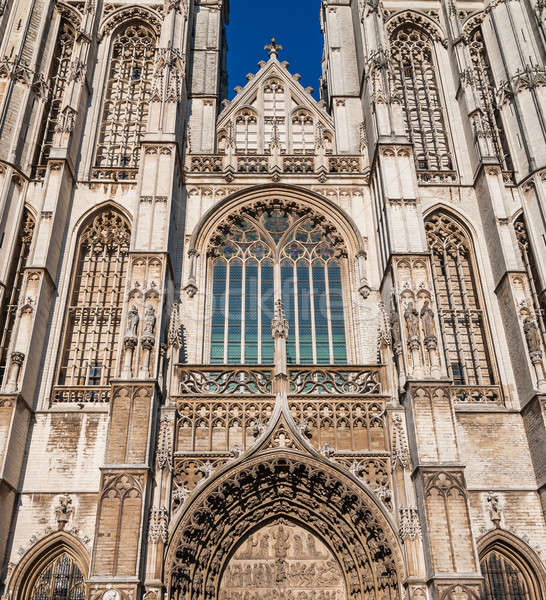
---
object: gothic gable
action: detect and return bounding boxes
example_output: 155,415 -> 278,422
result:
217,42 -> 335,155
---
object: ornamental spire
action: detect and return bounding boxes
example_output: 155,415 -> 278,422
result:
265,38 -> 283,59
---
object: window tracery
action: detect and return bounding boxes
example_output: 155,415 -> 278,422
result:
390,25 -> 452,171
480,550 -> 533,600
235,108 -> 258,153
291,109 -> 314,153
425,212 -> 495,384
58,210 -> 130,387
95,22 -> 156,171
33,18 -> 76,177
27,553 -> 84,600
208,201 -> 349,365
514,215 -> 545,335
0,210 -> 35,383
467,27 -> 512,171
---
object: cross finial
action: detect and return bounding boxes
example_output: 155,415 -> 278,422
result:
265,38 -> 283,59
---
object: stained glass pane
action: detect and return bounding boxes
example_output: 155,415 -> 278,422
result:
281,262 -> 297,364
29,553 -> 84,600
211,261 -> 227,364
313,263 -> 330,364
227,262 -> 243,363
245,262 -> 259,363
261,261 -> 274,363
329,262 -> 347,364
297,263 -> 313,364
481,551 -> 530,600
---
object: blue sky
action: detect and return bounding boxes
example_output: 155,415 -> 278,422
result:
226,1 -> 323,99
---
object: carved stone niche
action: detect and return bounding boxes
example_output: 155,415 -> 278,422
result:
218,522 -> 346,600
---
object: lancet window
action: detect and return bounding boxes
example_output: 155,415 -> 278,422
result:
27,553 -> 85,600
235,109 -> 258,153
33,18 -> 76,177
208,201 -> 349,365
95,22 -> 156,171
480,549 -> 537,600
58,210 -> 130,387
0,210 -> 35,383
468,27 -> 512,170
514,215 -> 546,334
292,109 -> 314,153
425,212 -> 495,384
390,25 -> 452,171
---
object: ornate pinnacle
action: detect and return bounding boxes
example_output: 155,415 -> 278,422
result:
265,38 -> 283,59
271,299 -> 289,339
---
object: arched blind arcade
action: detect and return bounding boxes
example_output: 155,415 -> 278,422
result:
58,210 -> 130,386
425,212 -> 495,385
208,202 -> 349,365
95,23 -> 156,170
390,25 -> 452,171
28,553 -> 84,600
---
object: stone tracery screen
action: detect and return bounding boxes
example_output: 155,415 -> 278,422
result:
390,25 -> 452,171
208,202 -> 349,365
425,212 -> 495,385
95,22 -> 156,170
219,523 -> 346,600
58,210 -> 130,387
33,18 -> 76,177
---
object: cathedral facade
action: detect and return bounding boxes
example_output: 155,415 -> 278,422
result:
0,0 -> 545,599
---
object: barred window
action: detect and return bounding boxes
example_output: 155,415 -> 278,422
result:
33,18 -> 76,177
481,551 -> 532,600
425,212 -> 495,384
390,25 -> 452,171
468,27 -> 512,171
0,210 -> 35,382
58,210 -> 130,386
514,215 -> 546,334
208,202 -> 349,365
95,23 -> 156,170
28,553 -> 84,600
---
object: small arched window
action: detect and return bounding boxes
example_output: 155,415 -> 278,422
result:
292,109 -> 314,153
95,22 -> 156,171
27,553 -> 84,600
208,201 -> 349,365
0,209 -> 35,383
425,211 -> 495,384
390,24 -> 451,171
235,109 -> 258,153
33,18 -> 76,177
263,79 -> 286,150
468,27 -> 512,171
58,209 -> 130,387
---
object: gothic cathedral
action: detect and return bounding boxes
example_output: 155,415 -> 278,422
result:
0,0 -> 545,599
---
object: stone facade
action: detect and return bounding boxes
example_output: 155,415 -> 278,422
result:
0,1 -> 545,600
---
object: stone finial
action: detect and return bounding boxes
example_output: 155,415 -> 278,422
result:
265,38 -> 283,59
271,299 -> 289,339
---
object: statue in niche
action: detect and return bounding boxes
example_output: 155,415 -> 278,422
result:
259,533 -> 270,558
420,300 -> 437,340
143,305 -> 156,337
404,301 -> 420,340
126,305 -> 139,338
293,533 -> 304,556
306,532 -> 318,557
523,317 -> 542,357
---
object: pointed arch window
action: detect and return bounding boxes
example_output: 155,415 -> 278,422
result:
291,109 -> 314,153
58,210 -> 130,387
425,212 -> 495,384
0,210 -> 35,383
33,18 -> 76,177
208,202 -> 349,365
514,215 -> 546,334
95,22 -> 156,171
27,553 -> 84,600
468,27 -> 512,171
390,25 -> 452,171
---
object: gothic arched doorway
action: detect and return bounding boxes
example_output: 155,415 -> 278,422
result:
219,520 -> 346,600
165,451 -> 405,600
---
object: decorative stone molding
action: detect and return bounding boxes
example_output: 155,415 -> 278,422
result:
148,508 -> 169,543
399,506 -> 422,540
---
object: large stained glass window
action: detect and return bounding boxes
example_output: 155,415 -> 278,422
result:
28,553 -> 85,600
208,201 -> 349,365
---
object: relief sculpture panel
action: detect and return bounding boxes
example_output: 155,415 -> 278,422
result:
219,523 -> 346,600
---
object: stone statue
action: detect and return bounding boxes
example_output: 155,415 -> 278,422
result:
404,301 -> 420,340
126,305 -> 139,338
390,311 -> 402,353
420,300 -> 437,339
523,317 -> 542,357
143,305 -> 156,337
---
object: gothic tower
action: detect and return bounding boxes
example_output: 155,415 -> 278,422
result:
0,1 -> 545,600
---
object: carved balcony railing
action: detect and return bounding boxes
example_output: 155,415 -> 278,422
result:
416,169 -> 458,184
451,385 -> 504,406
177,366 -> 274,395
283,156 -> 314,173
288,366 -> 386,395
90,167 -> 138,181
52,385 -> 111,404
